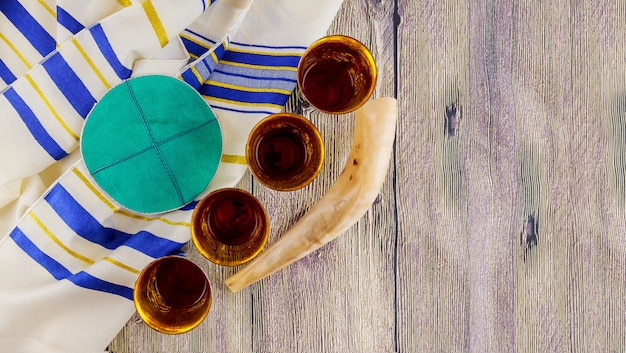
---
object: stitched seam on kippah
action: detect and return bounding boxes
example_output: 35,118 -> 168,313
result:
126,81 -> 185,205
160,118 -> 218,143
90,145 -> 153,175
88,118 -> 218,175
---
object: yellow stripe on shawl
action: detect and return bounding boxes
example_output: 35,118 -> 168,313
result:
220,60 -> 297,72
0,32 -> 32,69
103,256 -> 140,274
221,154 -> 247,165
29,212 -> 95,265
71,168 -> 191,227
36,0 -> 56,18
25,74 -> 80,141
30,211 -> 141,274
204,95 -> 284,110
71,38 -> 112,89
141,0 -> 168,48
206,80 -> 292,95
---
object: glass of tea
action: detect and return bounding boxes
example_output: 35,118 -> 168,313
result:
246,113 -> 324,191
191,188 -> 269,266
134,256 -> 212,334
297,34 -> 377,114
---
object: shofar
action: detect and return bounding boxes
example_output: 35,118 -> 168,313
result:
226,97 -> 398,292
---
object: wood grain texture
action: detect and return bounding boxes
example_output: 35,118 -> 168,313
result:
396,0 -> 626,352
109,0 -> 626,352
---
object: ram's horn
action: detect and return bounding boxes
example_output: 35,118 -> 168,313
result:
225,97 -> 397,292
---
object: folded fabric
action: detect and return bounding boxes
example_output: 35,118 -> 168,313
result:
0,0 -> 343,352
0,0 -> 207,232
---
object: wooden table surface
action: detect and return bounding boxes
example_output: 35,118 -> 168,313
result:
108,0 -> 626,352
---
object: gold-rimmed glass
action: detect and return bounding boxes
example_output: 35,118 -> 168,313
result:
246,113 -> 324,191
133,256 -> 212,334
297,34 -> 377,114
191,188 -> 269,266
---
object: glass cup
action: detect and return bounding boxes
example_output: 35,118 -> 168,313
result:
134,256 -> 212,334
246,113 -> 324,191
191,188 -> 269,266
297,34 -> 377,114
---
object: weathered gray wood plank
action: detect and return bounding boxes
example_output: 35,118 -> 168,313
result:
395,1 -> 473,351
396,0 -> 626,352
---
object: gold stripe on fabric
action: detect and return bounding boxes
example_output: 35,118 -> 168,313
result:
0,33 -> 32,69
191,66 -> 203,84
141,0 -> 168,48
25,74 -> 80,141
71,168 -> 191,227
71,167 -> 117,211
221,154 -> 247,165
117,0 -> 132,7
71,38 -> 111,89
210,51 -> 219,64
207,80 -> 292,95
30,212 -> 139,275
103,256 -> 140,274
204,95 -> 284,111
179,33 -> 211,50
219,60 -> 297,72
36,0 -> 56,18
29,212 -> 95,265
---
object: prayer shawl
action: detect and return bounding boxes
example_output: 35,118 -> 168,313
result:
0,1 -> 343,352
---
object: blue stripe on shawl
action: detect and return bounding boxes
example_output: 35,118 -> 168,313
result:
10,227 -> 71,280
210,70 -> 296,91
221,50 -> 301,68
89,24 -> 132,79
180,69 -> 201,90
180,36 -> 211,58
183,29 -> 216,46
70,271 -> 134,300
10,228 -> 133,300
200,84 -> 290,107
179,200 -> 198,211
44,184 -> 185,258
179,42 -> 224,90
4,87 -> 68,160
210,104 -> 275,116
0,0 -> 55,56
0,59 -> 17,85
214,68 -> 296,83
42,54 -> 96,117
57,7 -> 85,34
230,41 -> 307,51
212,42 -> 226,61
196,59 -> 214,81
213,65 -> 297,83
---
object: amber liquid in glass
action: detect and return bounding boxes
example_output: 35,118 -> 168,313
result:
298,35 -> 377,114
134,256 -> 211,334
247,113 -> 324,191
191,188 -> 269,266
300,58 -> 356,113
153,258 -> 207,308
254,127 -> 308,181
206,192 -> 260,245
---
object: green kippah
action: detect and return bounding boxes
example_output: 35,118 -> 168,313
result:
81,75 -> 222,214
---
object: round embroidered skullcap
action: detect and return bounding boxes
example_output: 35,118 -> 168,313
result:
81,75 -> 222,214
